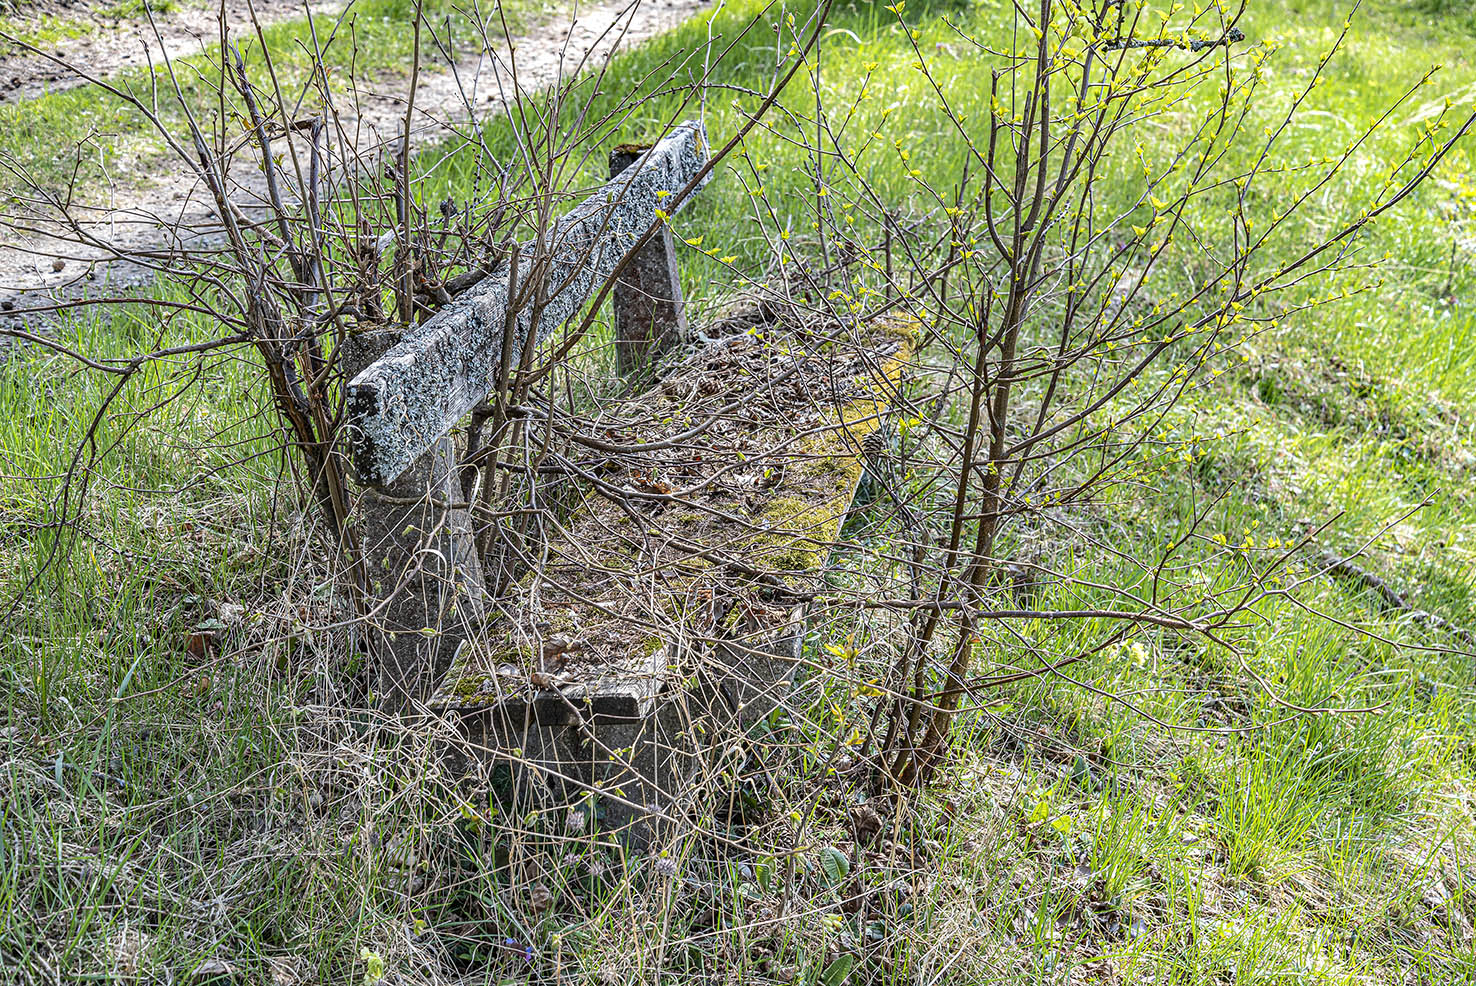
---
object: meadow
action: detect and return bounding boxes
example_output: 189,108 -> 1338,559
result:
2,0 -> 1476,982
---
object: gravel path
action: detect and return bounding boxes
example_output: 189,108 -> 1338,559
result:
0,0 -> 346,106
0,0 -> 710,320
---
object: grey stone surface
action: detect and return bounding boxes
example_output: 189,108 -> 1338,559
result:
715,613 -> 807,728
609,145 -> 689,376
347,120 -> 711,485
452,669 -> 729,848
457,709 -> 588,808
342,328 -> 487,712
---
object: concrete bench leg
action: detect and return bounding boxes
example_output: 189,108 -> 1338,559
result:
343,328 -> 487,712
579,685 -> 725,847
446,692 -> 714,848
610,145 -> 688,378
456,711 -> 588,810
717,613 -> 807,729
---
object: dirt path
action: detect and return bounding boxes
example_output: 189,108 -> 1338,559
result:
0,0 -> 345,106
0,0 -> 710,319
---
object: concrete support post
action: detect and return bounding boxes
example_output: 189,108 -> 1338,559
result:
610,144 -> 688,377
342,327 -> 487,712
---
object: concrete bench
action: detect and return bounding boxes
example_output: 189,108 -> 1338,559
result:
341,122 -> 711,711
429,317 -> 914,840
340,118 -> 914,841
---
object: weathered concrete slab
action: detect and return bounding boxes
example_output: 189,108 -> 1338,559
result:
346,120 -> 711,486
431,316 -> 917,719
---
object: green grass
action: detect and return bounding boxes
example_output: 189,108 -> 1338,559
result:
98,0 -> 180,17
0,12 -> 93,50
6,0 -> 1476,981
0,0 -> 189,66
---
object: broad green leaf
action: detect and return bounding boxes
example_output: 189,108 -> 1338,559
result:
820,953 -> 856,986
818,845 -> 850,885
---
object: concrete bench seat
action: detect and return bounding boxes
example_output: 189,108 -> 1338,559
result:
432,314 -> 915,839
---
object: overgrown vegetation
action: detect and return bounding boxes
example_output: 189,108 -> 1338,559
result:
3,0 -> 1476,983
